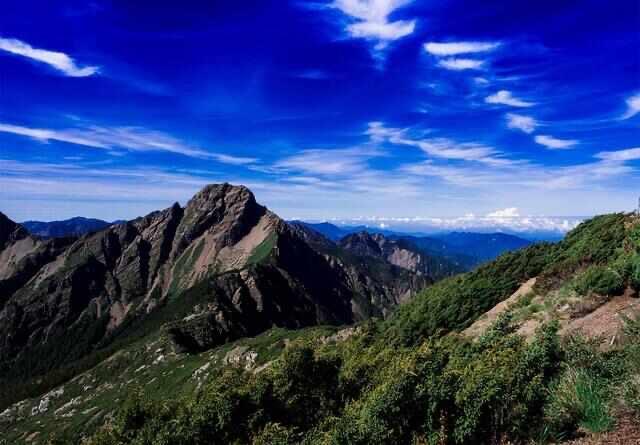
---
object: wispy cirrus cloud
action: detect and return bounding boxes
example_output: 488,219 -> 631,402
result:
0,37 -> 98,77
595,147 -> 640,162
0,121 -> 257,165
534,134 -> 578,150
401,156 -> 630,191
425,40 -> 499,72
274,146 -> 381,175
367,121 -> 516,165
621,92 -> 640,119
331,0 -> 416,52
505,113 -> 538,133
423,41 -> 500,56
485,90 -> 535,107
437,58 -> 484,71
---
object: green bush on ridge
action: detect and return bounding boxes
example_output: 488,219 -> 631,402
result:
574,265 -> 625,297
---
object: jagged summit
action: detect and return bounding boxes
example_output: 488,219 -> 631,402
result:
170,183 -> 267,262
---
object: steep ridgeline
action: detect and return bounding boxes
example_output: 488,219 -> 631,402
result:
0,213 -> 75,302
338,231 -> 465,280
22,217 -> 114,238
0,184 -> 427,402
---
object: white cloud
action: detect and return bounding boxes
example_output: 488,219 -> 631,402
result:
0,121 -> 257,164
400,150 -> 631,191
485,90 -> 535,107
437,58 -> 484,70
332,0 -> 416,51
328,214 -> 582,234
0,37 -> 98,77
534,135 -> 578,150
595,147 -> 640,162
621,92 -> 640,119
474,77 -> 489,85
486,207 -> 520,218
424,41 -> 500,56
505,113 -> 537,134
274,147 -> 381,175
414,139 -> 498,162
366,122 -> 516,165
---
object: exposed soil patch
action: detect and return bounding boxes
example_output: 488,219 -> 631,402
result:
559,410 -> 640,444
560,294 -> 640,348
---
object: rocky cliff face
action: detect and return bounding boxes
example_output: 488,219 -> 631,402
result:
0,184 -> 426,382
339,231 -> 463,280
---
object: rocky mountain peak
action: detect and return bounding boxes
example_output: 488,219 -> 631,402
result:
0,212 -> 29,251
171,183 -> 266,260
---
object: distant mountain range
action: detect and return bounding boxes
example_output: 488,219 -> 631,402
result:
20,217 -> 535,270
21,217 -> 116,238
294,221 -> 534,268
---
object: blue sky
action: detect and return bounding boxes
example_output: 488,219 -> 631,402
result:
0,0 -> 639,232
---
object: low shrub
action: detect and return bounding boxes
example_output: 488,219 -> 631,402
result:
574,266 -> 624,296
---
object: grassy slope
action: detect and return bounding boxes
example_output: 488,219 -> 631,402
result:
0,325 -> 339,444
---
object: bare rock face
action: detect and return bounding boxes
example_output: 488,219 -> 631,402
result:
171,184 -> 264,260
0,184 -> 427,383
0,213 -> 73,305
0,212 -> 30,251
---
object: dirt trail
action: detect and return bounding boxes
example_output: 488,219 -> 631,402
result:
462,278 -> 536,338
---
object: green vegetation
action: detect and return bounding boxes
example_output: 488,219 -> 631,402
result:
247,232 -> 277,265
574,265 -> 625,296
545,368 -> 614,434
555,213 -> 628,267
630,254 -> 640,290
83,312 -> 640,445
